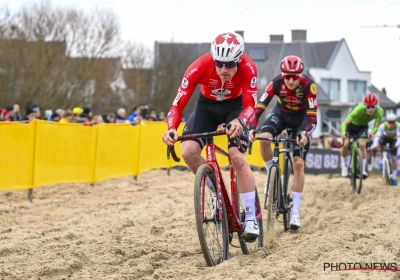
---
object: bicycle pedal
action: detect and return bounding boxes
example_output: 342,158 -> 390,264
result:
229,232 -> 233,243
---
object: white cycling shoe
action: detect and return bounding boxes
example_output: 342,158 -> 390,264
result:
341,166 -> 348,177
290,214 -> 301,230
243,220 -> 259,242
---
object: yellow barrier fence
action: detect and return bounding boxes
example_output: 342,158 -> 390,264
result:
0,120 -> 284,191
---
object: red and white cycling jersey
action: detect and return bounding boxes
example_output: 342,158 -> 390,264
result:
167,53 -> 258,130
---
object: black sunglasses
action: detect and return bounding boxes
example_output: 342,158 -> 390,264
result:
214,60 -> 238,69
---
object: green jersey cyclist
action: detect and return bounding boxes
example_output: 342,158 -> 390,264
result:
340,93 -> 384,178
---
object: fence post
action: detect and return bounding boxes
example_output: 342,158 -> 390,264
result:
91,126 -> 99,186
28,120 -> 38,203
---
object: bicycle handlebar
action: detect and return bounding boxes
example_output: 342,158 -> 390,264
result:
166,123 -> 246,162
248,129 -> 306,159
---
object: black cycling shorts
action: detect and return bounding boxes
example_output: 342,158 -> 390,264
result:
380,135 -> 398,155
260,107 -> 310,159
346,123 -> 369,139
182,94 -> 249,153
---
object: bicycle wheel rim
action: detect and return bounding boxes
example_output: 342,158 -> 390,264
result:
383,159 -> 391,185
356,149 -> 363,194
265,166 -> 279,233
194,164 -> 229,266
282,156 -> 293,231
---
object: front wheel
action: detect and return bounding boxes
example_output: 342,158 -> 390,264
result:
265,166 -> 279,234
382,156 -> 391,186
194,164 -> 229,266
351,148 -> 363,194
282,156 -> 294,231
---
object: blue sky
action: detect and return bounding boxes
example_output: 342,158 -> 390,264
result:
5,0 -> 400,103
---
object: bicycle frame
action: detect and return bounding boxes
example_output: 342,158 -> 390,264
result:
167,129 -> 261,233
350,137 -> 359,175
265,137 -> 296,212
203,135 -> 243,233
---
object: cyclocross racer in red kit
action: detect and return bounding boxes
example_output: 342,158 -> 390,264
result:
162,32 -> 260,241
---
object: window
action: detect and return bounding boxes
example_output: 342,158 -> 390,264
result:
248,47 -> 266,61
321,79 -> 340,101
348,80 -> 366,103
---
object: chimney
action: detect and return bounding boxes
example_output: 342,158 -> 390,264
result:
291,29 -> 307,42
235,30 -> 244,40
270,34 -> 284,42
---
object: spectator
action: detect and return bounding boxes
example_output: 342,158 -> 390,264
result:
24,103 -> 40,120
317,135 -> 325,149
158,111 -> 166,122
83,107 -> 92,118
59,111 -> 72,123
107,113 -> 116,123
127,106 -> 141,123
45,109 -> 53,120
330,131 -> 342,148
55,108 -> 65,118
1,105 -> 14,121
115,108 -> 126,123
51,112 -> 61,122
92,115 -> 104,125
12,104 -> 22,121
146,110 -> 158,121
71,107 -> 84,123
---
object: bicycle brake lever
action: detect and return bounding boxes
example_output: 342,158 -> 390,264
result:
167,131 -> 175,160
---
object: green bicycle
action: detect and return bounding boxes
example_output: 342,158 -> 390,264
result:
346,133 -> 363,194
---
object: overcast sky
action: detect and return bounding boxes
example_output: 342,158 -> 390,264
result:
5,0 -> 400,103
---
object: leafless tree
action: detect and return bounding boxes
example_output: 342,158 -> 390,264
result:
152,42 -> 202,116
0,1 -> 124,112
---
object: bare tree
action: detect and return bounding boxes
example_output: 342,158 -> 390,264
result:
118,41 -> 153,109
0,1 -> 124,112
152,42 -> 203,116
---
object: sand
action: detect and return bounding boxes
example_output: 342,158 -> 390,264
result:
1,169 -> 399,280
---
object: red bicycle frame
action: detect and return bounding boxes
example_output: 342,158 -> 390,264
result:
202,140 -> 242,233
167,128 -> 262,233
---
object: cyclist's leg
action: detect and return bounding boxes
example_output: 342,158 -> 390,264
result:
340,123 -> 356,176
288,115 -> 310,230
357,126 -> 369,176
389,139 -> 398,184
259,108 -> 284,171
181,96 -> 221,174
225,99 -> 259,240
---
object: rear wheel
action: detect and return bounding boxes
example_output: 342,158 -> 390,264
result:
194,164 -> 229,266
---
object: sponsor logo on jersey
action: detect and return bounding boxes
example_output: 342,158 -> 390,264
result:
186,68 -> 198,78
260,92 -> 268,102
252,93 -> 257,107
172,92 -> 183,106
284,96 -> 301,105
181,78 -> 189,89
310,83 -> 317,95
246,63 -> 255,75
250,77 -> 257,88
308,98 -> 314,108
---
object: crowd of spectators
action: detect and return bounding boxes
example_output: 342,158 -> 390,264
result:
0,102 -> 185,126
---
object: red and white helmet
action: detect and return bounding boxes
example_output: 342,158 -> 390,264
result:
210,32 -> 244,62
280,55 -> 304,74
363,93 -> 378,107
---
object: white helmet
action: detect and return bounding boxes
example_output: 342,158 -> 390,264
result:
210,32 -> 244,62
386,113 -> 397,122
